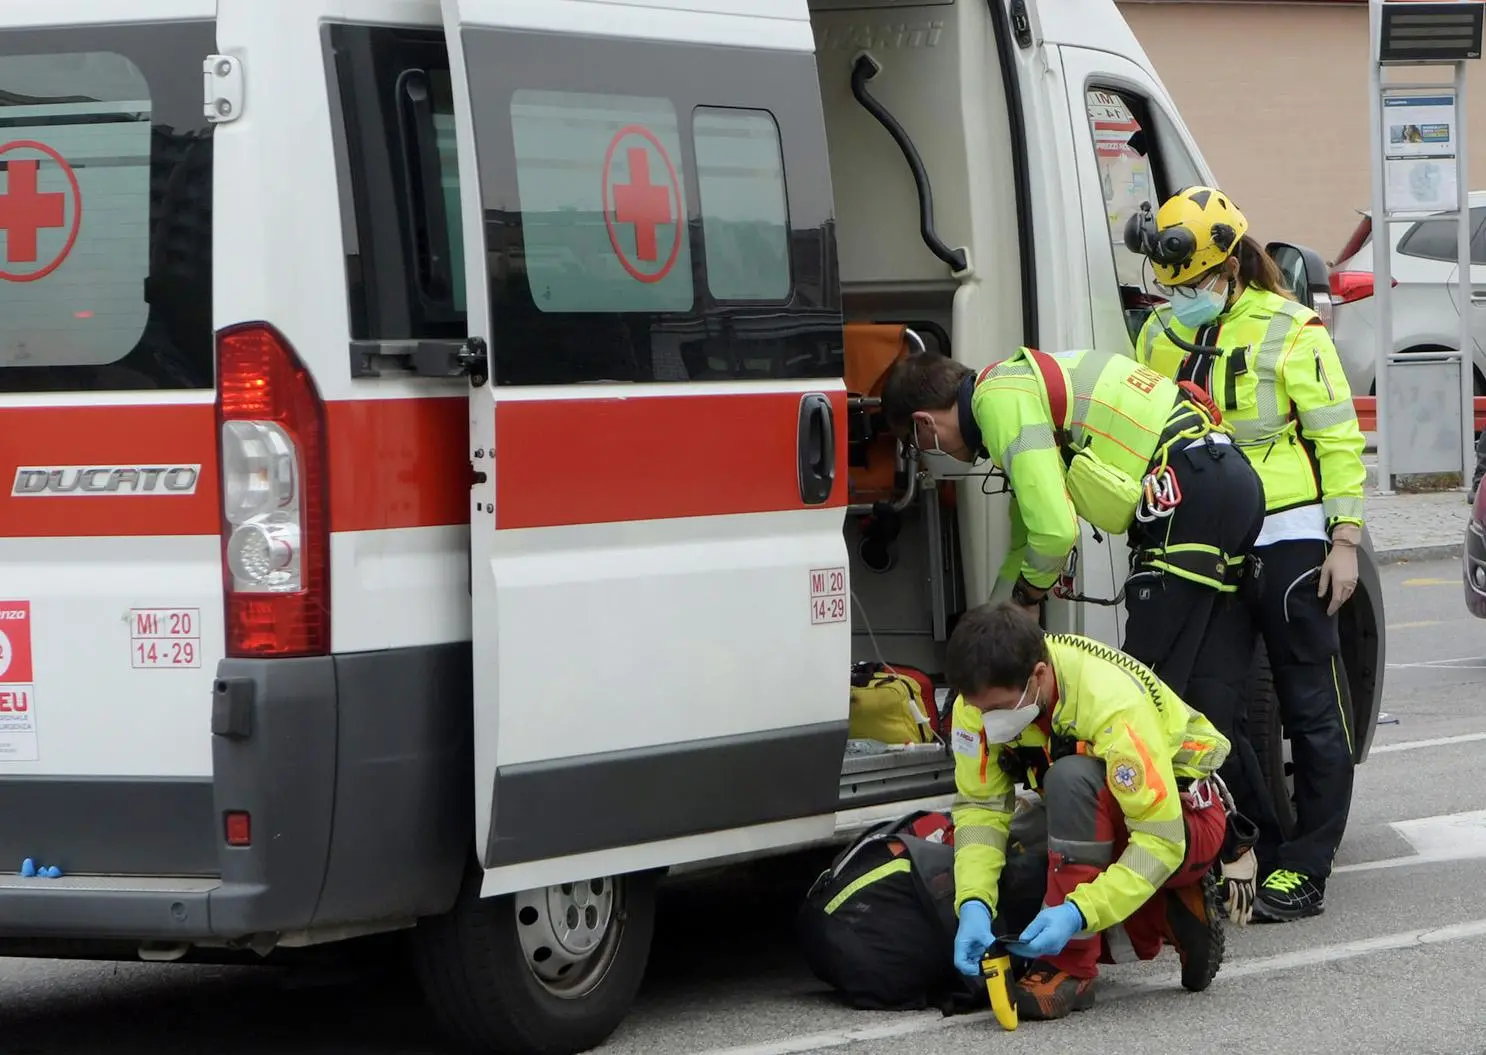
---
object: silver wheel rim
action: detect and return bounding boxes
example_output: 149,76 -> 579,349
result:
514,877 -> 621,999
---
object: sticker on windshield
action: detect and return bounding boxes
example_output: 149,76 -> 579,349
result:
0,601 -> 39,762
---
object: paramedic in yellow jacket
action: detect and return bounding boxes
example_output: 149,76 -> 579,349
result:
881,340 -> 1273,923
1126,186 -> 1366,924
945,602 -> 1231,1021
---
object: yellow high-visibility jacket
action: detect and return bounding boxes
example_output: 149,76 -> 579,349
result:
1135,286 -> 1367,533
950,634 -> 1230,934
968,348 -> 1213,590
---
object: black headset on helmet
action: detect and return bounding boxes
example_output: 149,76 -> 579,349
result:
1122,199 -> 1240,273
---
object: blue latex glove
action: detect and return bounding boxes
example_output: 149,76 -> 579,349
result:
953,900 -> 994,977
1016,902 -> 1084,959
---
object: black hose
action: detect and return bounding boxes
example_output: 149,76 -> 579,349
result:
849,54 -> 967,274
988,0 -> 1039,349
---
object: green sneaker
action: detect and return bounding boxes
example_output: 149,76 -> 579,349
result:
1254,868 -> 1325,922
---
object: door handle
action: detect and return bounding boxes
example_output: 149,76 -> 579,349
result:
796,393 -> 836,506
1470,291 -> 1486,304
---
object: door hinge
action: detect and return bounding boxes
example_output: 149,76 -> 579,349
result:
203,54 -> 244,124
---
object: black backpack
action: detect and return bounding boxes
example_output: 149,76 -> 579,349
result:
796,808 -> 1050,1013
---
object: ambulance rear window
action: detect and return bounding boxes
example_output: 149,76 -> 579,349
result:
0,23 -> 213,393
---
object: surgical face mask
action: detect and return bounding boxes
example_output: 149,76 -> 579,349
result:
911,417 -> 951,459
1168,277 -> 1228,328
978,678 -> 1042,743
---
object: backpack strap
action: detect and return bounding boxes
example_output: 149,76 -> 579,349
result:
1021,348 -> 1075,451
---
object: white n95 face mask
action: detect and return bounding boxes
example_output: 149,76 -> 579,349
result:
978,679 -> 1041,743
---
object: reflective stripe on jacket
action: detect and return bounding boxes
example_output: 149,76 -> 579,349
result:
1135,287 -> 1367,529
950,634 -> 1230,933
972,348 -> 1212,588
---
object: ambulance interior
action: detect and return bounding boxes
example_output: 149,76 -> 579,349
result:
807,0 -> 1039,805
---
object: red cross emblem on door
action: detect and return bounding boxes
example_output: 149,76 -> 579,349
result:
0,140 -> 83,283
601,124 -> 684,284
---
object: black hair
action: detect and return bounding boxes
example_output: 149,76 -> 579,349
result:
945,601 -> 1049,696
879,354 -> 974,434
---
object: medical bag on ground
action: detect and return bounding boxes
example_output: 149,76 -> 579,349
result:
796,810 -> 966,1011
796,806 -> 1053,1014
847,663 -> 943,744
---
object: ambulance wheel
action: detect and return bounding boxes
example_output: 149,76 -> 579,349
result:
411,866 -> 660,1055
1247,640 -> 1298,840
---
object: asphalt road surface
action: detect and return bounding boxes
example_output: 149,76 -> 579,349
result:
3,557 -> 1485,1055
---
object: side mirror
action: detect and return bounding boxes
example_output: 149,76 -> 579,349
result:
1266,241 -> 1335,329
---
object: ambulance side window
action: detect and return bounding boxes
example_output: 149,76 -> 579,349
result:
0,24 -> 215,394
328,24 -> 466,345
463,30 -> 841,386
1082,86 -> 1202,293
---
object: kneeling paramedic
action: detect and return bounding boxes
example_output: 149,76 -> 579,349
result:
1127,186 -> 1368,922
881,345 -> 1272,921
946,602 -> 1233,1020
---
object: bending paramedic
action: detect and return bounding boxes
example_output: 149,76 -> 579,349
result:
880,341 -> 1271,921
945,601 -> 1231,1021
1127,185 -> 1368,922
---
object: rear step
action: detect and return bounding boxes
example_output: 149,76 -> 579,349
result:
0,874 -> 219,941
838,744 -> 954,810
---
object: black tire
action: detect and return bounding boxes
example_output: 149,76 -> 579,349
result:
1247,639 -> 1298,841
410,867 -> 661,1055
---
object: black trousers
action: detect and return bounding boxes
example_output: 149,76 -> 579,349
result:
1119,437 -> 1280,863
1245,537 -> 1355,880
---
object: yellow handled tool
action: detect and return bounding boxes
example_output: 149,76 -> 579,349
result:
980,945 -> 1018,1031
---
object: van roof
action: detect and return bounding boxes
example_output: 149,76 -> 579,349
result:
17,0 -> 216,29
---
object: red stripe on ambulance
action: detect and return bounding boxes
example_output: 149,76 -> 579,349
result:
0,390 -> 842,537
324,397 -> 468,533
0,404 -> 220,537
0,398 -> 471,539
492,390 -> 848,530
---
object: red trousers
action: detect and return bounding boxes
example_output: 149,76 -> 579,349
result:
1043,775 -> 1227,979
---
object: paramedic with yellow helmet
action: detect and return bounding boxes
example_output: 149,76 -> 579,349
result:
1126,186 -> 1367,924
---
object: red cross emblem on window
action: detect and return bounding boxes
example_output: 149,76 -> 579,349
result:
0,139 -> 83,283
601,124 -> 683,284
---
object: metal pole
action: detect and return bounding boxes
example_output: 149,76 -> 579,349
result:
1457,62 -> 1474,482
1369,0 -> 1393,493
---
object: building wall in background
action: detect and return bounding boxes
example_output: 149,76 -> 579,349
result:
1118,0 -> 1486,262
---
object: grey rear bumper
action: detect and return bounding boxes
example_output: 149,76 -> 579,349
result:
0,643 -> 472,943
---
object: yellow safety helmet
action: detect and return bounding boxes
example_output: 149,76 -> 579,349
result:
1122,186 -> 1249,286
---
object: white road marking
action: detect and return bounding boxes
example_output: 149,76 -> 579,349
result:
1113,916 -> 1486,995
1386,655 -> 1486,670
1369,732 -> 1486,754
692,917 -> 1486,1055
1335,809 -> 1486,875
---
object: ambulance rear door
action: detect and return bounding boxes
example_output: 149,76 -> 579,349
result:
439,0 -> 853,891
0,14 -> 220,882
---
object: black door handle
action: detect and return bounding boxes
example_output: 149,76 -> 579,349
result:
797,393 -> 836,505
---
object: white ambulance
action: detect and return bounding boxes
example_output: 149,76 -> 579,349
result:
0,0 -> 1386,1051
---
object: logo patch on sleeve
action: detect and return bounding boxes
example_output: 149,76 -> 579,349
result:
1109,754 -> 1145,794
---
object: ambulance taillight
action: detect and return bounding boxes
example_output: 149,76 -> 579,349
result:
214,323 -> 329,658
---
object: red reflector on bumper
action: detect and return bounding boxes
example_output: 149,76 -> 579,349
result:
224,811 -> 251,847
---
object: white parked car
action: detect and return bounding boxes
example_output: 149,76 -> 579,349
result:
1328,189 -> 1486,397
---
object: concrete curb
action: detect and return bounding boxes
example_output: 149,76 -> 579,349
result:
1374,542 -> 1464,564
